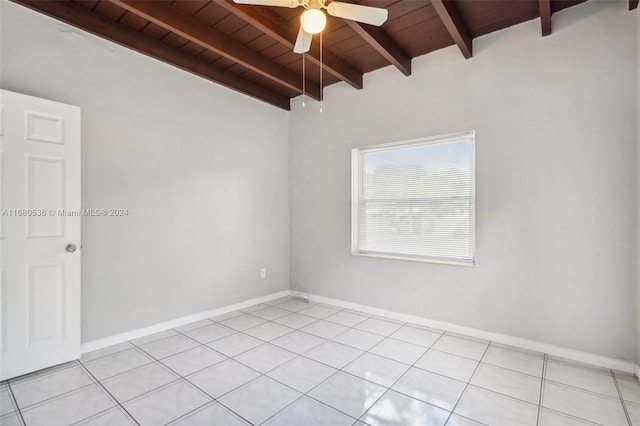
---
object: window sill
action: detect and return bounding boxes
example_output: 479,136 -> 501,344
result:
351,251 -> 475,267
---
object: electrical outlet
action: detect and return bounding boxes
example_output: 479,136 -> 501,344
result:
260,268 -> 266,279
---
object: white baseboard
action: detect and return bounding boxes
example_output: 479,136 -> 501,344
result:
81,290 -> 290,354
301,292 -> 638,376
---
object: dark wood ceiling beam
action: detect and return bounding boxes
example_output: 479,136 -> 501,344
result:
12,0 -> 291,110
109,0 -> 321,100
539,0 -> 552,36
344,22 -> 411,76
630,0 -> 639,10
431,0 -> 472,59
216,0 -> 363,90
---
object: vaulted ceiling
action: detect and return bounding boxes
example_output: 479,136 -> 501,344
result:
14,0 -> 638,110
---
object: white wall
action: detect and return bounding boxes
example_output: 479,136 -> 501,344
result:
1,2 -> 290,342
290,1 -> 637,361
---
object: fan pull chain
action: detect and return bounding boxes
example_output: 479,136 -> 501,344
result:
302,48 -> 306,108
319,31 -> 323,113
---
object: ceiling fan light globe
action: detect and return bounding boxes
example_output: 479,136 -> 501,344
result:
301,9 -> 326,34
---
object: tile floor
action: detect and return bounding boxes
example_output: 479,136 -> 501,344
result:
1,296 -> 638,426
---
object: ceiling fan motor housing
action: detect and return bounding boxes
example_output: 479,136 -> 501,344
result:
305,0 -> 325,10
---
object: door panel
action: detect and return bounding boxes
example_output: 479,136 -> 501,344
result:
0,89 -> 81,381
25,111 -> 65,144
28,264 -> 64,343
27,155 -> 65,238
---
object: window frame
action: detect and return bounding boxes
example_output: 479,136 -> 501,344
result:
351,130 -> 476,266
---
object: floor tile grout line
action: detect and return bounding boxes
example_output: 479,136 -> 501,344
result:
296,372 -> 366,421
170,326 -> 241,352
3,299 -> 301,425
130,335 -> 212,368
479,358 -> 545,380
294,347 -> 451,393
392,369 -> 541,409
541,407 -> 604,426
6,363 -> 55,387
182,303 -> 340,347
458,382 -> 551,411
541,364 -> 628,426
87,356 -> 158,382
160,399 -> 215,426
76,359 -> 141,426
7,360 -> 79,385
201,306 -> 347,423
353,327 -> 451,423
3,327 -> 511,424
536,353 -> 548,426
261,317 -> 412,423
611,369 -> 633,426
141,327 -> 299,381
254,392 -> 328,425
159,352 -> 229,381
543,377 -> 633,400
68,404 -> 133,426
8,360 -> 116,412
216,380 -> 294,426
612,370 -> 639,382
113,376 -> 201,412
267,311 -> 443,363
84,341 -> 171,368
293,307 -> 480,350
166,342 -> 308,412
144,328 -> 214,349
446,413 -> 490,426
545,355 -> 617,376
286,325 -> 492,395
80,344 -> 137,364
273,393 -> 360,426
442,341 -> 492,426
162,401 -> 239,426
82,311 -> 482,422
84,314 -> 228,363
98,359 -> 183,393
488,341 -> 546,357
90,342 -> 225,408
78,298 -> 449,368
110,340 -> 220,408
124,304 -> 638,423
180,371 -> 287,424
13,381 -> 97,412
204,306 -> 485,365
10,300 -> 623,426
81,301 -> 292,364
5,381 -> 27,426
100,326 -> 230,372
182,362 -> 325,426
422,346 -> 494,364
151,334 -> 317,424
219,315 -> 492,413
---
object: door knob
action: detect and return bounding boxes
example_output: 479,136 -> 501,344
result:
65,244 -> 77,253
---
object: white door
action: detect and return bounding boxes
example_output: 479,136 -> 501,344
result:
0,90 -> 81,381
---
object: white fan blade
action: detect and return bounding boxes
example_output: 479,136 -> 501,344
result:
293,26 -> 312,53
327,1 -> 388,26
233,0 -> 298,7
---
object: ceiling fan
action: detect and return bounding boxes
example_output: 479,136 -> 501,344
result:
232,0 -> 389,54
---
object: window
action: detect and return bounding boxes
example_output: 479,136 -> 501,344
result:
351,131 -> 475,265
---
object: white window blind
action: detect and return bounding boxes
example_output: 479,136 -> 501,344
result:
351,132 -> 475,265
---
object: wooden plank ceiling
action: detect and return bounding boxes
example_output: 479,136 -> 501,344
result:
14,0 -> 634,110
